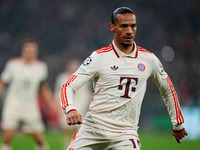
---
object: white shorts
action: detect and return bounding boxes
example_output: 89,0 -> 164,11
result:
1,104 -> 45,133
67,124 -> 141,150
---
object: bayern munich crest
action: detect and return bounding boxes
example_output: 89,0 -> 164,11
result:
138,63 -> 145,72
83,56 -> 92,66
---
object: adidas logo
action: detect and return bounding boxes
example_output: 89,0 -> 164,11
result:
111,65 -> 119,71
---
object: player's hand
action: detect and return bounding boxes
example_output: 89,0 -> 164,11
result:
172,128 -> 188,143
66,110 -> 82,125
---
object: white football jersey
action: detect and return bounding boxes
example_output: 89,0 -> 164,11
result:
1,58 -> 48,109
55,72 -> 91,128
60,41 -> 184,137
55,72 -> 90,113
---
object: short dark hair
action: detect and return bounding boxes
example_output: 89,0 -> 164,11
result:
111,7 -> 135,24
20,38 -> 39,48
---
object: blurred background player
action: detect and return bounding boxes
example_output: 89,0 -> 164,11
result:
54,58 -> 91,148
0,40 -> 56,150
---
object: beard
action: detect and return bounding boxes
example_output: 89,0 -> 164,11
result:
121,42 -> 132,48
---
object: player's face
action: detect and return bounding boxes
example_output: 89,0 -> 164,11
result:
110,13 -> 137,48
22,42 -> 38,62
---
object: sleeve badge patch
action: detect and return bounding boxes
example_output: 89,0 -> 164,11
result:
82,56 -> 92,66
78,67 -> 86,73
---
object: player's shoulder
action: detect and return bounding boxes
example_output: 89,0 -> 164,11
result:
81,44 -> 113,67
137,46 -> 162,66
8,57 -> 22,65
87,44 -> 113,62
35,59 -> 46,65
136,45 -> 158,64
95,44 -> 113,55
34,59 -> 47,68
137,46 -> 153,54
9,57 -> 21,62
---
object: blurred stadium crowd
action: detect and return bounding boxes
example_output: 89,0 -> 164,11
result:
0,0 -> 199,133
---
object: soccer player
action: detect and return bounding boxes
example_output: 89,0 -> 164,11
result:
0,40 -> 55,150
60,7 -> 188,150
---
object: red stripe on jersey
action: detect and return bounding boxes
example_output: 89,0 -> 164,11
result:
98,49 -> 113,54
166,77 -> 184,124
96,44 -> 111,50
60,87 -> 65,109
101,44 -> 112,49
137,46 -> 152,54
167,77 -> 184,124
61,85 -> 67,109
60,75 -> 77,109
71,75 -> 77,82
134,48 -> 138,58
101,46 -> 112,51
96,48 -> 113,54
97,47 -> 111,52
111,43 -> 120,58
64,85 -> 68,106
60,88 -> 64,109
96,44 -> 112,54
66,75 -> 73,85
66,75 -> 77,85
69,126 -> 81,146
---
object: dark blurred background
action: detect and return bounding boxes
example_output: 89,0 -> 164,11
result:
0,0 -> 199,136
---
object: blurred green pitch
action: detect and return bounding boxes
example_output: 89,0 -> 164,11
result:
0,131 -> 199,150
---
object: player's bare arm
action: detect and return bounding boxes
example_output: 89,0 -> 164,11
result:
0,81 -> 5,93
66,110 -> 82,125
39,81 -> 57,112
173,128 -> 188,143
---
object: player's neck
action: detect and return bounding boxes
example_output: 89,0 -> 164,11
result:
114,41 -> 134,54
22,57 -> 35,64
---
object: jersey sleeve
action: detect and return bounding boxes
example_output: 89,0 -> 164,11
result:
41,63 -> 48,82
60,52 -> 99,114
1,60 -> 13,83
150,54 -> 184,131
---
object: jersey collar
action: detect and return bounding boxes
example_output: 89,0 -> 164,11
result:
111,40 -> 138,58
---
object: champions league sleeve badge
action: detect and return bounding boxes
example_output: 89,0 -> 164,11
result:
82,56 -> 92,66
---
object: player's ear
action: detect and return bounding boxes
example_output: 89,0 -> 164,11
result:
109,23 -> 115,33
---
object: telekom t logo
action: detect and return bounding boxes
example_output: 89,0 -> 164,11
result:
118,77 -> 138,99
